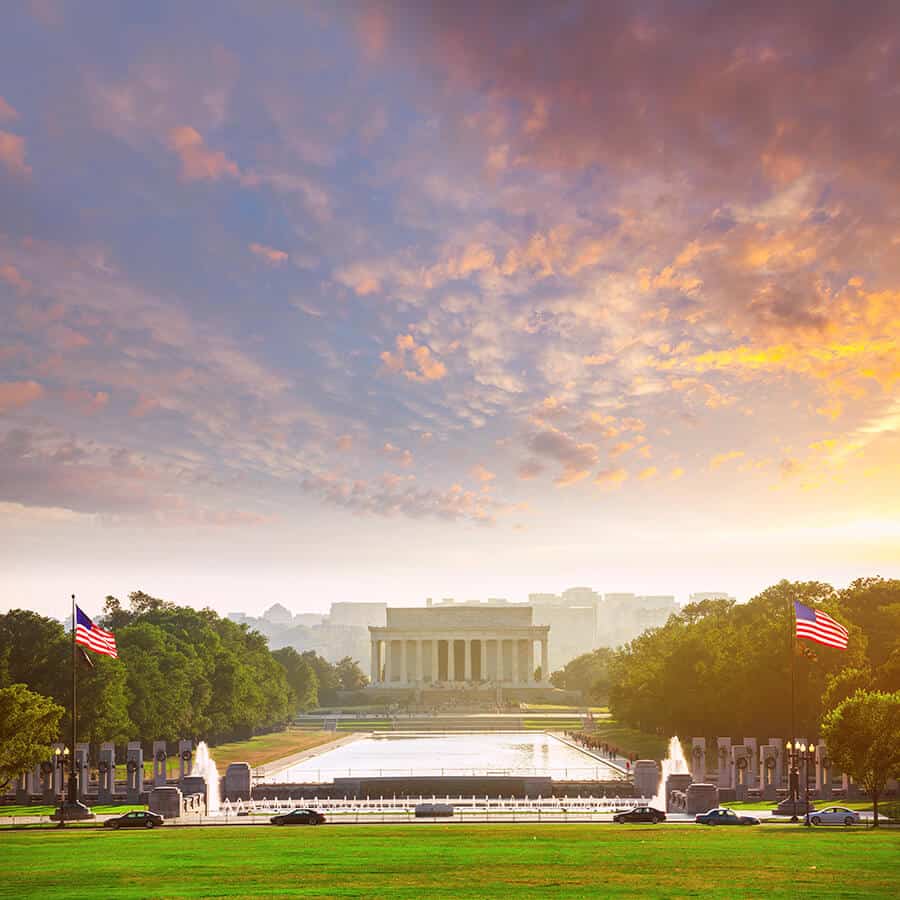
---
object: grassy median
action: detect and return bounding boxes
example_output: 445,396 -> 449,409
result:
3,823 -> 898,898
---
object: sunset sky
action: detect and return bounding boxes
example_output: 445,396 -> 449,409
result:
2,1 -> 899,618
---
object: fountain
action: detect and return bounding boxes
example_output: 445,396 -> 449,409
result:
191,741 -> 221,815
652,737 -> 688,809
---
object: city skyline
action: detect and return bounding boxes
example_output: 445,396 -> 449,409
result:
3,2 -> 900,618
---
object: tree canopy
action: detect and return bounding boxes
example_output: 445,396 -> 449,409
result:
606,578 -> 898,740
0,684 -> 65,790
820,689 -> 900,826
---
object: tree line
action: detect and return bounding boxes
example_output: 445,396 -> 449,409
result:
549,577 -> 898,738
0,590 -> 367,748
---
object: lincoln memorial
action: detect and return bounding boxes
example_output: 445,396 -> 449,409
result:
368,606 -> 550,688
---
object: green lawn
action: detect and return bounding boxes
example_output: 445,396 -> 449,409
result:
1,824 -> 897,898
582,722 -> 669,760
0,804 -> 145,819
207,729 -> 340,770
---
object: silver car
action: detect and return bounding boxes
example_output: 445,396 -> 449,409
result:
806,806 -> 860,826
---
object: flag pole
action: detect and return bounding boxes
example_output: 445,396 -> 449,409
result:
789,595 -> 798,822
70,593 -> 77,804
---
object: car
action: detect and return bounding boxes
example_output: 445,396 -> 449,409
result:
104,810 -> 164,829
805,806 -> 860,826
613,805 -> 666,824
270,808 -> 326,826
695,808 -> 760,826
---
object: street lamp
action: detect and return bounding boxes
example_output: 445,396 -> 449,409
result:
802,743 -> 816,826
786,740 -> 801,822
54,746 -> 69,826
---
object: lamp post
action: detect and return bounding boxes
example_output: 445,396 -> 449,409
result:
786,740 -> 801,822
802,742 -> 816,826
54,746 -> 69,826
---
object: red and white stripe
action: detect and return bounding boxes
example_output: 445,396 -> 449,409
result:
75,623 -> 118,658
795,609 -> 849,649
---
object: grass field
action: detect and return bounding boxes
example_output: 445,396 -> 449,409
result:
583,722 -> 669,760
206,729 -> 339,770
1,824 -> 897,898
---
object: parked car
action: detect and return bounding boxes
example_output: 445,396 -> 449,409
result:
805,806 -> 860,826
414,803 -> 454,818
270,808 -> 326,825
695,808 -> 760,826
104,810 -> 164,829
613,805 -> 666,824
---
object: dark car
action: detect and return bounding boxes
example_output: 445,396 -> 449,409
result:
270,808 -> 326,826
695,807 -> 760,826
414,803 -> 454,818
613,805 -> 666,824
104,810 -> 164,829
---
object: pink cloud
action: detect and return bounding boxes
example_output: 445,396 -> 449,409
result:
0,130 -> 30,177
0,96 -> 18,122
380,333 -> 447,382
0,380 -> 44,413
166,126 -> 238,181
62,388 -> 109,415
0,263 -> 31,293
249,242 -> 289,265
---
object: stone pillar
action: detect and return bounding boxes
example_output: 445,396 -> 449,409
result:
415,640 -> 423,683
760,744 -> 778,800
152,741 -> 168,787
527,640 -> 535,682
178,740 -> 193,781
15,772 -> 29,804
842,772 -> 860,800
447,638 -> 455,682
40,757 -> 56,803
464,639 -> 472,681
400,638 -> 408,684
816,742 -> 832,800
769,738 -> 784,789
716,738 -> 733,790
75,743 -> 90,799
691,738 -> 706,780
541,639 -> 549,682
385,640 -> 394,683
126,742 -> 143,803
732,746 -> 750,800
480,639 -> 487,681
633,760 -> 661,800
370,640 -> 378,684
511,640 -> 520,685
98,742 -> 116,802
743,738 -> 759,790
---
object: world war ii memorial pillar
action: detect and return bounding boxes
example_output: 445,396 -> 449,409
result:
98,742 -> 116,803
153,741 -> 168,787
126,741 -> 144,803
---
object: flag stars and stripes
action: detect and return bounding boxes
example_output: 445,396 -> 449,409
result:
794,601 -> 849,650
74,605 -> 118,658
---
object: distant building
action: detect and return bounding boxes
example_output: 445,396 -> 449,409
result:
328,602 -> 387,628
688,592 -> 736,603
262,603 -> 294,627
596,593 -> 678,648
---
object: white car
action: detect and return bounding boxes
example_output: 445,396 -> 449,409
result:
806,806 -> 860,826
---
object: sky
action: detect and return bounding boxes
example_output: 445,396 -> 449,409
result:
2,1 -> 899,619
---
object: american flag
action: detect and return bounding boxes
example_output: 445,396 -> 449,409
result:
794,601 -> 848,650
75,605 -> 118,658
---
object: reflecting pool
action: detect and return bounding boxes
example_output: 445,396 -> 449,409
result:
265,732 -> 620,783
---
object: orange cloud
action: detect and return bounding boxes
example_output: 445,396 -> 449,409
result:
638,465 -> 658,480
166,126 -> 238,181
380,334 -> 447,382
595,467 -> 628,489
63,388 -> 109,414
470,463 -> 496,484
249,243 -> 288,265
335,263 -> 381,296
0,380 -> 43,412
336,434 -> 354,451
0,130 -> 30,177
0,263 -> 31,293
710,450 -> 745,469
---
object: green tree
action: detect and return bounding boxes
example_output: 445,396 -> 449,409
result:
0,684 -> 65,790
335,657 -> 368,692
273,647 -> 319,711
820,689 -> 900,826
550,647 -> 613,703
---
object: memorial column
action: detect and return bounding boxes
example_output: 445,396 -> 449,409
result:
415,640 -> 423,684
385,640 -> 393,683
370,639 -> 378,684
464,639 -> 472,681
511,639 -> 520,685
447,637 -> 455,682
480,638 -> 487,682
400,636 -> 408,685
541,638 -> 548,682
